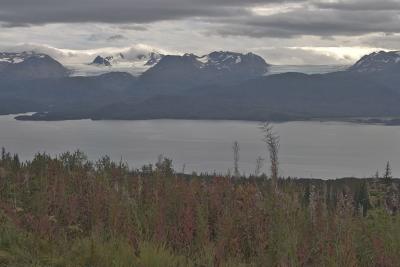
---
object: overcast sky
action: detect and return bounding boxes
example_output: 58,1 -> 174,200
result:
0,0 -> 399,65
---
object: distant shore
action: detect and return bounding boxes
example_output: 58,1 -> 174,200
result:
10,111 -> 400,126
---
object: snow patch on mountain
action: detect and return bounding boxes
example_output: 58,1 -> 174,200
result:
0,52 -> 48,64
349,51 -> 400,73
0,51 -> 69,79
87,51 -> 165,75
176,51 -> 269,72
1,43 -> 169,76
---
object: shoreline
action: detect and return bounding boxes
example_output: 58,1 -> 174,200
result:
10,112 -> 400,126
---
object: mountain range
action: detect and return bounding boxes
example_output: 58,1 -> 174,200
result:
89,52 -> 164,68
0,50 -> 400,122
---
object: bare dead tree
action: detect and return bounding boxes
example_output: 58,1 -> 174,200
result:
254,156 -> 265,177
233,141 -> 240,178
259,122 -> 280,189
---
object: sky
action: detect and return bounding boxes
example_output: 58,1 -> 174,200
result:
0,0 -> 399,65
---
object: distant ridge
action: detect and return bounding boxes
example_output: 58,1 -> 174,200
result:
348,50 -> 400,73
1,50 -> 400,122
140,51 -> 270,87
0,52 -> 69,80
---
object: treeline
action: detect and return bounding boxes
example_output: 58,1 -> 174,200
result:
0,149 -> 400,266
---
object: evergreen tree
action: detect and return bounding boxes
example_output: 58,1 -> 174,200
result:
355,182 -> 370,217
383,161 -> 392,181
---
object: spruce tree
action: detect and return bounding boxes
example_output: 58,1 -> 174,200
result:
383,161 -> 392,181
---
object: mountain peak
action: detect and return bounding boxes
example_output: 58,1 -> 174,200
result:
0,51 -> 69,80
144,52 -> 164,66
90,53 -> 126,67
200,51 -> 270,72
141,51 -> 270,86
91,55 -> 112,67
89,52 -> 164,69
349,50 -> 400,73
0,51 -> 51,65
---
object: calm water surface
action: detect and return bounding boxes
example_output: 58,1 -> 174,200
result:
1,114 -> 399,178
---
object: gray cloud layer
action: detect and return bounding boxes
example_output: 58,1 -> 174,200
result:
0,0 -> 398,65
315,0 -> 400,11
1,0 -> 399,39
0,0 -> 299,24
216,8 -> 400,38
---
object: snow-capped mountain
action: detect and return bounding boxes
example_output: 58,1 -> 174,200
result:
0,52 -> 69,80
77,51 -> 165,77
89,52 -> 164,67
348,51 -> 400,73
91,55 -> 113,67
90,53 -> 125,67
197,51 -> 270,74
0,52 -> 37,64
140,51 -> 270,87
0,52 -> 47,70
144,52 -> 164,66
87,51 -> 269,79
163,51 -> 270,75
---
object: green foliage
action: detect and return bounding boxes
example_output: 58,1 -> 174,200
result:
1,150 -> 400,266
136,242 -> 189,267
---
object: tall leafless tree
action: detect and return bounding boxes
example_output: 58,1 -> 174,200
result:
259,122 -> 280,189
233,141 -> 240,179
254,156 -> 264,177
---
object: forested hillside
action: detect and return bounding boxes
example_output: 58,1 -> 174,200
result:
1,149 -> 399,266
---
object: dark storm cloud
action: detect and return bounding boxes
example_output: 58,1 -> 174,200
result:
0,0 -> 302,24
